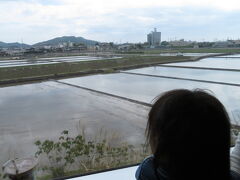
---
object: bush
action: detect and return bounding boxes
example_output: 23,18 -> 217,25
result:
35,130 -> 150,179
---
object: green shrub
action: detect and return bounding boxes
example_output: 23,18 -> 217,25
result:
35,130 -> 150,179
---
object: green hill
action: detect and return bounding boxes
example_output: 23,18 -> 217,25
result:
33,36 -> 98,47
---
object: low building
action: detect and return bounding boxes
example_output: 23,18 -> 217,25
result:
212,41 -> 233,48
193,44 -> 199,48
0,49 -> 8,56
117,44 -> 133,50
228,40 -> 240,47
169,39 -> 194,47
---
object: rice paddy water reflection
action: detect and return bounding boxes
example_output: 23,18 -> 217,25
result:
164,57 -> 240,70
0,56 -> 121,68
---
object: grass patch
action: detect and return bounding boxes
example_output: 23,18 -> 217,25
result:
0,56 -> 191,84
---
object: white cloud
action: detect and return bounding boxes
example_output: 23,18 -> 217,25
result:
0,0 -> 240,43
60,0 -> 240,11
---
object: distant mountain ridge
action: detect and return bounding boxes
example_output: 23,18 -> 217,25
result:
0,36 -> 99,48
0,41 -> 30,48
33,36 -> 98,47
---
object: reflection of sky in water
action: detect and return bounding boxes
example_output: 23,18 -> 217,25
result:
0,56 -> 120,68
219,54 -> 240,58
0,81 -> 147,133
0,61 -> 58,67
165,57 -> 240,70
0,82 -> 82,128
124,66 -> 240,85
0,81 -> 148,164
60,73 -> 240,125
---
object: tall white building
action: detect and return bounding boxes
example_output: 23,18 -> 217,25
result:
147,28 -> 161,47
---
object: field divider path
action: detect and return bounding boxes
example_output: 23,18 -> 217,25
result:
158,64 -> 240,72
121,72 -> 240,87
54,80 -> 152,107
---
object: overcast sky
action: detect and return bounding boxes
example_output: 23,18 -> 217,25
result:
1,0 -> 240,44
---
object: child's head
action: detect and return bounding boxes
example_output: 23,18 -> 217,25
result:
147,89 -> 231,179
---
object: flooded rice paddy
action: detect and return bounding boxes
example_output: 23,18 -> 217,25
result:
0,81 -> 148,165
125,66 -> 240,85
0,54 -> 240,171
0,56 -> 120,68
59,72 -> 240,125
164,56 -> 240,70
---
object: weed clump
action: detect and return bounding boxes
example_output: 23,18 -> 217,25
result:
35,130 -> 150,179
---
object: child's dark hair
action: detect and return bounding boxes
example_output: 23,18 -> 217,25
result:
147,89 -> 231,180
